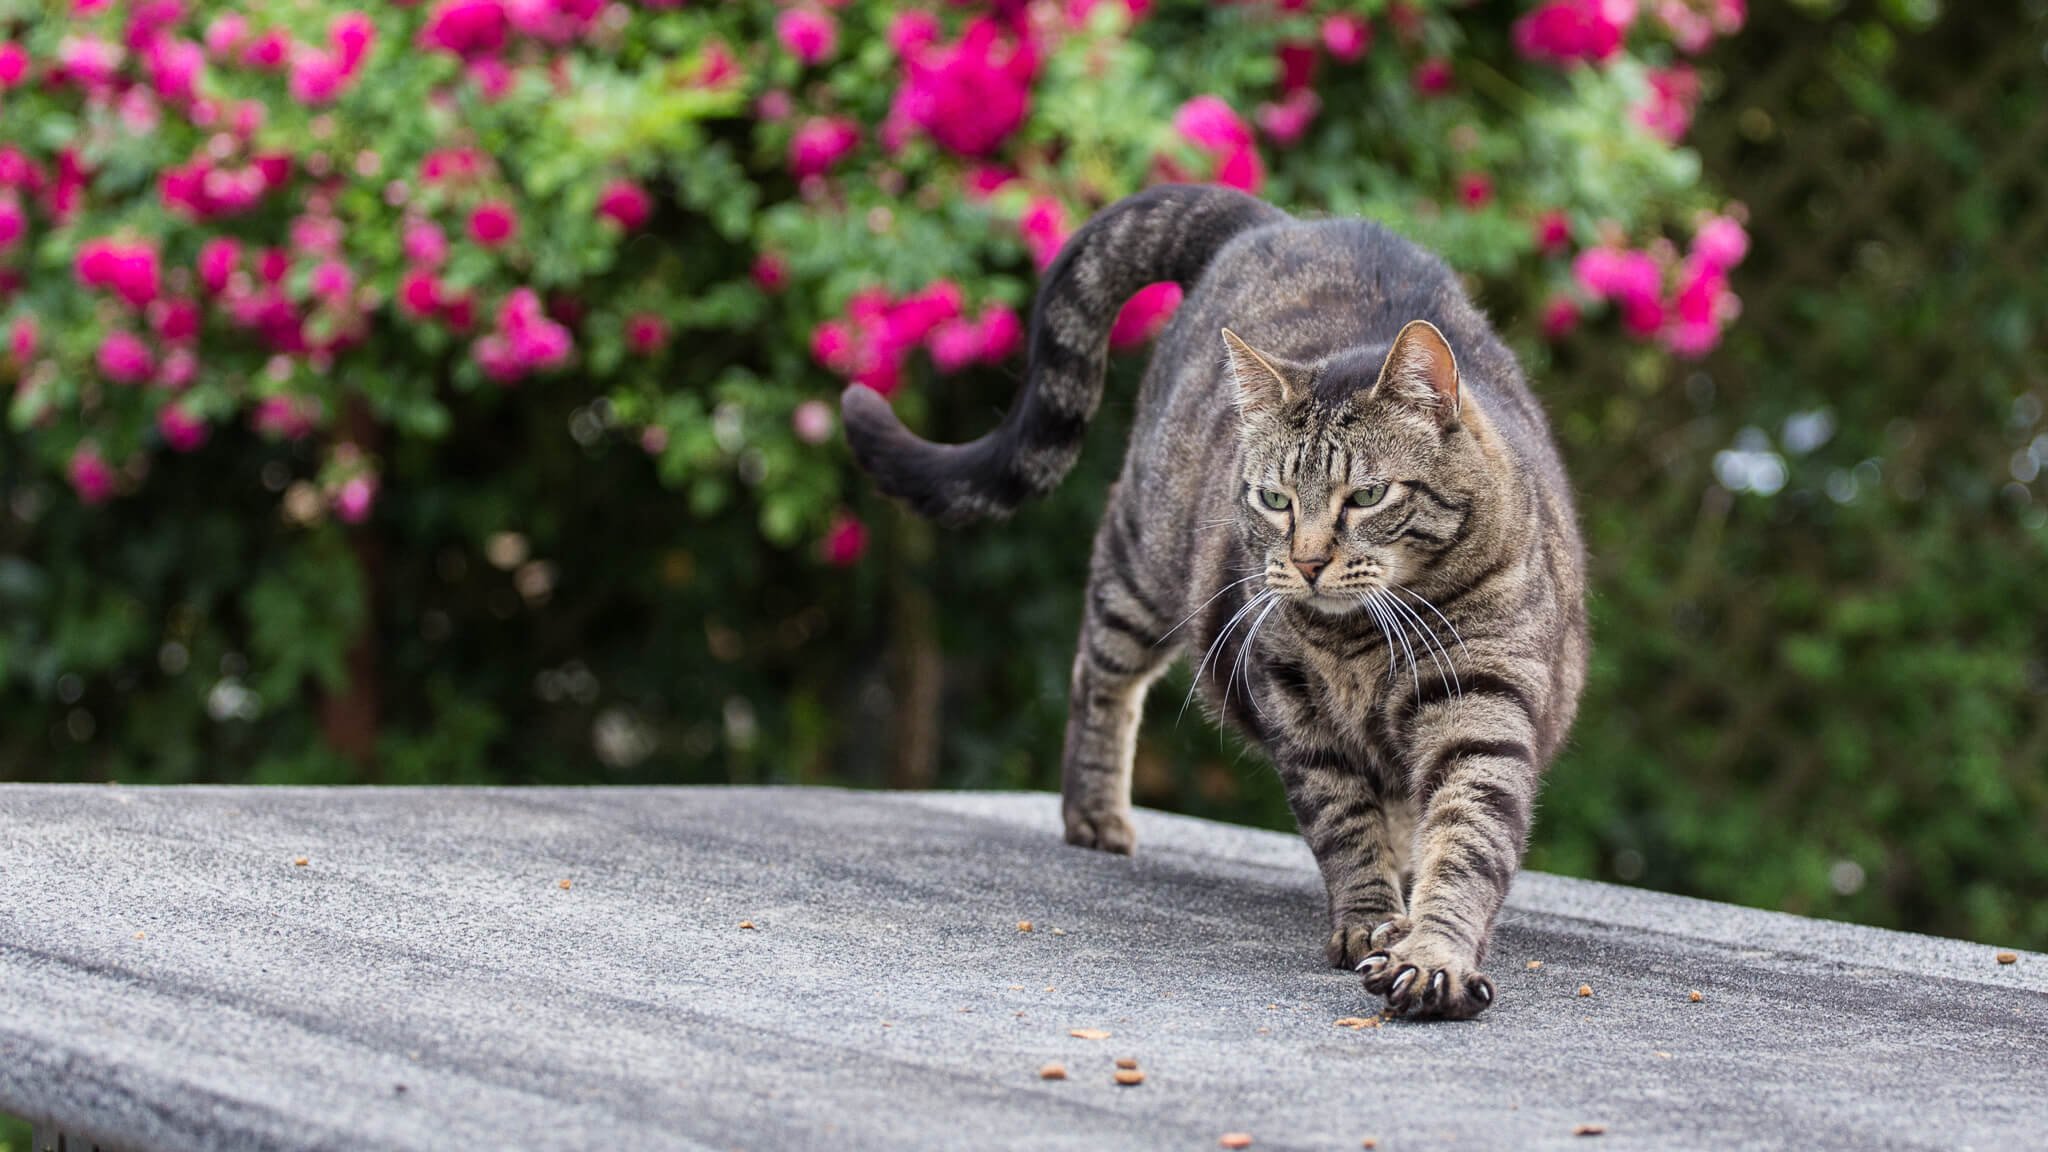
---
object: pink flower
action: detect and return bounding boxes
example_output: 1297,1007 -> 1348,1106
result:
928,317 -> 984,373
1513,0 -> 1637,68
288,48 -> 349,105
398,269 -> 443,318
1533,210 -> 1573,256
1321,15 -> 1372,62
1541,296 -> 1580,341
150,297 -> 200,343
976,305 -> 1024,363
693,40 -> 741,89
310,260 -> 354,301
197,237 -> 241,294
1662,258 -> 1737,357
1276,42 -> 1318,94
886,10 -> 941,57
7,315 -> 36,366
76,241 -> 163,309
473,287 -> 572,382
820,513 -> 868,567
468,200 -> 518,247
68,445 -> 116,505
97,331 -> 156,384
625,312 -> 667,355
332,12 -> 375,73
751,253 -> 790,293
1690,213 -> 1749,274
1457,172 -> 1494,211
154,346 -> 195,390
791,399 -> 834,446
203,13 -> 248,59
1573,245 -> 1665,335
0,42 -> 30,89
810,320 -> 852,372
158,402 -> 209,452
1110,282 -> 1182,350
596,179 -> 652,230
1174,96 -> 1263,193
1256,89 -> 1320,147
1019,196 -> 1070,272
1412,58 -> 1453,95
421,0 -> 508,59
1656,0 -> 1744,55
333,474 -> 377,524
775,8 -> 837,65
55,36 -> 123,91
1636,64 -> 1700,143
467,57 -> 514,100
0,193 -> 23,253
242,29 -> 291,71
253,395 -> 321,439
146,38 -> 204,105
403,221 -> 449,268
893,17 -> 1038,158
789,117 -> 860,178
0,147 -> 43,192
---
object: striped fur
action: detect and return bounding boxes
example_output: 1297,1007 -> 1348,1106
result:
848,190 -> 1588,1021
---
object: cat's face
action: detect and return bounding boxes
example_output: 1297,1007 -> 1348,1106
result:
1227,322 -> 1473,617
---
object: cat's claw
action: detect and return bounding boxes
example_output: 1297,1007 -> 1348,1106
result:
1360,934 -> 1496,1020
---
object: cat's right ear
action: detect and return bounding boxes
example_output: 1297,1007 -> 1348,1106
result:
1222,328 -> 1299,413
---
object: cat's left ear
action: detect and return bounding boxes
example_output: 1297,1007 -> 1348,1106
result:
1375,319 -> 1460,426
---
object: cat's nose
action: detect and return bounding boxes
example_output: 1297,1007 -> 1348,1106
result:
1294,557 -> 1329,584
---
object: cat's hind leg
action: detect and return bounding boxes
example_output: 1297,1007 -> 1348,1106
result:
1060,522 -> 1175,855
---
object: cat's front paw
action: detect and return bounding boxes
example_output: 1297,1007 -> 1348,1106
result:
1356,932 -> 1495,1020
1326,915 -> 1410,969
1063,807 -> 1136,855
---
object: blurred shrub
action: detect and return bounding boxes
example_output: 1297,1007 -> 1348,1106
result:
11,1 -> 2037,953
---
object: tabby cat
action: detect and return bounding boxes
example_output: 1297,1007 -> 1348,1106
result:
843,185 -> 1587,1020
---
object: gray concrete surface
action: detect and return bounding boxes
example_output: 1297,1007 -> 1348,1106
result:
0,785 -> 2041,1152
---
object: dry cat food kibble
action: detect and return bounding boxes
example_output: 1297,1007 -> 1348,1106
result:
1115,1057 -> 1139,1070
1069,1028 -> 1112,1040
1219,1135 -> 1253,1149
293,857 -> 309,867
1689,990 -> 1704,1002
1526,960 -> 1543,969
1577,984 -> 1594,997
558,879 -> 572,890
1574,1124 -> 1607,1136
1997,951 -> 2018,964
738,920 -> 756,930
1361,1140 -> 1378,1150
1038,1063 -> 1067,1081
1114,1069 -> 1145,1086
1018,920 -> 1034,932
1333,1017 -> 1381,1030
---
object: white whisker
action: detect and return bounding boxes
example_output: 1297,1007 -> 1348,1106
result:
1231,596 -> 1284,718
1154,572 -> 1267,646
1180,589 -> 1273,721
1377,587 -> 1456,698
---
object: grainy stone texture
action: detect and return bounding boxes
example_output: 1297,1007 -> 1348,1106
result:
0,786 -> 2041,1152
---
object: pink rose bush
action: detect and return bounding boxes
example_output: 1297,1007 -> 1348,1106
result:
1,1 -> 1742,560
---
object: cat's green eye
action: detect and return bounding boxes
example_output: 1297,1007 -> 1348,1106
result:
1349,482 -> 1390,508
1258,489 -> 1292,512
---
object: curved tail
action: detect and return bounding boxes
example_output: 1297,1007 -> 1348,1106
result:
841,185 -> 1288,527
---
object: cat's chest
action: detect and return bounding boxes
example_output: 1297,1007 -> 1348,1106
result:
1262,643 -> 1399,751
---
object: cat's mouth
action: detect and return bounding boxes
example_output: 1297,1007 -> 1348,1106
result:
1293,590 -> 1372,616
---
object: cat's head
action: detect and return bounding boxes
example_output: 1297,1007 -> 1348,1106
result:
1225,320 -> 1485,616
